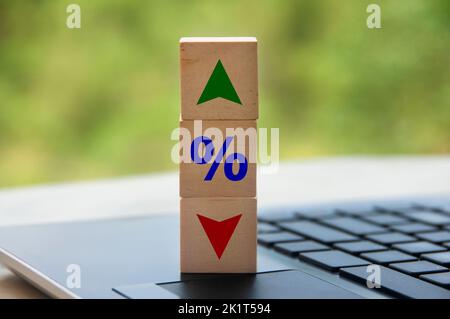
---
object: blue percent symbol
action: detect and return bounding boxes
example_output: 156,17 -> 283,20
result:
190,136 -> 248,182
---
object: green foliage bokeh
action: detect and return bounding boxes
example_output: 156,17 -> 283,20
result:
0,0 -> 449,187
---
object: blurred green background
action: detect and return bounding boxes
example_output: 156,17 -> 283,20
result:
0,0 -> 449,187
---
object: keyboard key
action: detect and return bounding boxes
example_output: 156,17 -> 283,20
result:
420,272 -> 450,289
278,221 -> 358,243
400,206 -> 433,212
258,223 -> 280,233
361,250 -> 416,264
416,231 -> 450,243
361,214 -> 409,226
299,250 -> 369,272
335,203 -> 378,216
416,199 -> 450,214
258,211 -> 297,223
390,261 -> 447,276
321,217 -> 386,235
274,241 -> 329,256
294,206 -> 338,219
340,266 -> 450,298
375,202 -> 414,213
334,241 -> 387,254
258,232 -> 304,246
393,241 -> 447,255
389,223 -> 436,234
394,207 -> 423,212
365,232 -> 416,245
422,252 -> 450,267
434,204 -> 450,214
405,211 -> 450,226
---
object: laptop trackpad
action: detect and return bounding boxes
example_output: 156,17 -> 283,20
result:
113,270 -> 361,299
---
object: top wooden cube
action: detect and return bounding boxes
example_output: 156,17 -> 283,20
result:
180,37 -> 258,120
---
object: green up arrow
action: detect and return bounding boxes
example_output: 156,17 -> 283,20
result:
197,59 -> 242,105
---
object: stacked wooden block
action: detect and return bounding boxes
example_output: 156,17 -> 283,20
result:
179,37 -> 258,273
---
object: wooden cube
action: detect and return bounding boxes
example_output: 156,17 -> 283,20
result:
180,197 -> 257,273
179,120 -> 257,198
180,37 -> 258,120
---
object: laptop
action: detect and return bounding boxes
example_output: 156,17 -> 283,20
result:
0,195 -> 449,299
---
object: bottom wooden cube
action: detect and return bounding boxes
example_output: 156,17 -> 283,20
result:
180,197 -> 256,273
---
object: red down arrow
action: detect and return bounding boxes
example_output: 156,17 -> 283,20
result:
196,213 -> 242,259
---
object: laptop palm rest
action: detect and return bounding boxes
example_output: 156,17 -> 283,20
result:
113,270 -> 361,299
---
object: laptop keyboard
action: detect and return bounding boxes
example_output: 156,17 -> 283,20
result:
258,198 -> 450,298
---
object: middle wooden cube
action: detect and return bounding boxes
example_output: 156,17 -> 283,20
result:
179,120 -> 257,198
